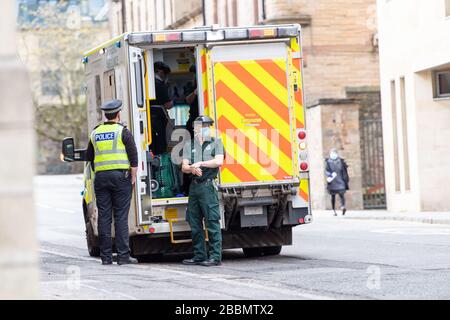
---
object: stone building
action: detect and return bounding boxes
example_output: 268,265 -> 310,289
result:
377,0 -> 450,211
17,0 -> 111,174
109,0 -> 383,210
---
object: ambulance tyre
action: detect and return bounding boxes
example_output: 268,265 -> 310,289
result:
262,245 -> 282,256
86,221 -> 100,257
242,247 -> 264,258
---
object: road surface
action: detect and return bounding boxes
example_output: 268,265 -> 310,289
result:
35,175 -> 450,299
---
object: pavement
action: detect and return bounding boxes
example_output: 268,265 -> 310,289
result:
35,174 -> 450,299
319,209 -> 450,225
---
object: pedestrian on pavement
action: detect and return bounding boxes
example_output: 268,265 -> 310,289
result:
325,148 -> 349,216
86,99 -> 139,265
181,115 -> 224,267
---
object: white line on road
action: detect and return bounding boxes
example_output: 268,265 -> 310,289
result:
36,202 -> 76,214
41,248 -> 336,300
371,228 -> 450,235
81,283 -> 138,300
146,266 -> 336,300
40,249 -> 98,262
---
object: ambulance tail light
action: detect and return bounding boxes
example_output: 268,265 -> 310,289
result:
153,32 -> 182,43
300,162 -> 308,171
297,129 -> 308,171
248,28 -> 277,39
298,130 -> 306,140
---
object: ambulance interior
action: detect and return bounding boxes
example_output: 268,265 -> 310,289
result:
147,46 -> 199,199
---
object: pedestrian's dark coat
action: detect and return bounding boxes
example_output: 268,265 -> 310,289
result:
325,157 -> 349,191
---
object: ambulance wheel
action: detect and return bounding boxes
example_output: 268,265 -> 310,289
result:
86,221 -> 100,257
242,247 -> 264,258
262,246 -> 282,256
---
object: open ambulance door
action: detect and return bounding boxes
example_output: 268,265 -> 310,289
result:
207,41 -> 298,188
128,45 -> 153,225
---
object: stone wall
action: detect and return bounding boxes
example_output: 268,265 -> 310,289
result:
307,100 -> 364,210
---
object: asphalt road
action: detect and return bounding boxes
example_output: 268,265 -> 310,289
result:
35,175 -> 450,300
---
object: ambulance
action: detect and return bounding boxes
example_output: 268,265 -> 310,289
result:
62,24 -> 312,260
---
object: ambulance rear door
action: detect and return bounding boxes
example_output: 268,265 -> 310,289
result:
209,41 -> 297,187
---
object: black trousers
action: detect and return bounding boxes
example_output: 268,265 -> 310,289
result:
94,170 -> 132,263
330,190 -> 346,210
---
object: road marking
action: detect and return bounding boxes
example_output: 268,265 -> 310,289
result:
40,249 -> 98,262
36,202 -> 52,209
371,228 -> 450,235
147,266 -> 336,300
36,203 -> 76,214
81,283 -> 137,300
40,249 -> 336,300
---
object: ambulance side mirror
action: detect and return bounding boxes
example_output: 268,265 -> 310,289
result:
61,137 -> 87,162
62,137 -> 75,162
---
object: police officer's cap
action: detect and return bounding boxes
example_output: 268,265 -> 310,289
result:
154,61 -> 171,74
100,99 -> 122,114
194,115 -> 214,125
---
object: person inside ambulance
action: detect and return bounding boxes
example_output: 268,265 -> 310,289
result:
150,61 -> 173,155
152,61 -> 173,111
185,64 -> 199,139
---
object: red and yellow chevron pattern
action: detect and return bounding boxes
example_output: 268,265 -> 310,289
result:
213,59 -> 295,184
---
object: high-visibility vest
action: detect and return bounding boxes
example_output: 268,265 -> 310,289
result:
90,123 -> 130,172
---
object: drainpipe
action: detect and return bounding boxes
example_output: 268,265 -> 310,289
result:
120,0 -> 126,32
202,0 -> 206,26
262,0 -> 266,20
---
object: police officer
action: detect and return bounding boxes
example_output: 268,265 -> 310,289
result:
181,115 -> 224,267
86,99 -> 139,265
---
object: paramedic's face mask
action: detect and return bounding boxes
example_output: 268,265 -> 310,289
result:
201,126 -> 211,138
194,124 -> 211,140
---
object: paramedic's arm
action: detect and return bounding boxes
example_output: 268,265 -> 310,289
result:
181,142 -> 202,176
182,158 -> 202,176
192,140 -> 224,168
194,155 -> 224,168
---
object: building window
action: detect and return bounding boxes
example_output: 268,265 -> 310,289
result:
41,70 -> 60,96
399,77 -> 410,191
390,80 -> 401,192
435,70 -> 450,98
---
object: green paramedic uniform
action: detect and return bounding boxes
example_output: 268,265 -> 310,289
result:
183,137 -> 224,262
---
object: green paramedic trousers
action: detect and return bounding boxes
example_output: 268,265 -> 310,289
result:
187,180 -> 222,262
